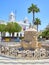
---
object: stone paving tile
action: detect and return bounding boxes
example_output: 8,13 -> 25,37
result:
0,55 -> 49,65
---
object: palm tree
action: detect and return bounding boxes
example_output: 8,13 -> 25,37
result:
34,18 -> 41,32
28,4 -> 40,25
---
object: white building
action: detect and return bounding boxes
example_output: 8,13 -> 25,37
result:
8,12 -> 29,37
0,12 -> 30,37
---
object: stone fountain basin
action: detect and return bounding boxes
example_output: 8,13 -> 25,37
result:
21,41 -> 41,50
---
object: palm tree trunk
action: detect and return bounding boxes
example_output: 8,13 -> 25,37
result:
33,11 -> 35,25
37,25 -> 38,32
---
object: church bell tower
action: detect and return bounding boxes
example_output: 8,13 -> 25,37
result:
9,12 -> 15,22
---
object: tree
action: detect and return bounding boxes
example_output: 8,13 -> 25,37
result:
14,22 -> 22,32
46,24 -> 49,30
34,18 -> 41,32
6,22 -> 22,37
0,24 -> 6,36
40,29 -> 49,39
39,24 -> 49,39
14,22 -> 22,37
28,4 -> 40,25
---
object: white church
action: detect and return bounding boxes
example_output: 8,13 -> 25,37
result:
0,12 -> 30,38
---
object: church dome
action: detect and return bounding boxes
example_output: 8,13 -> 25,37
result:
10,12 -> 15,16
24,17 -> 29,23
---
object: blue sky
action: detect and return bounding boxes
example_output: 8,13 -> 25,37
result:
0,0 -> 49,31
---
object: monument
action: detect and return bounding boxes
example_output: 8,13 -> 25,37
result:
21,27 -> 41,49
21,27 -> 46,58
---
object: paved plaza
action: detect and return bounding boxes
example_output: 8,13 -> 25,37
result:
0,55 -> 49,65
0,41 -> 49,65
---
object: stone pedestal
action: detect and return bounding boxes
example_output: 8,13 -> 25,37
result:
21,27 -> 41,49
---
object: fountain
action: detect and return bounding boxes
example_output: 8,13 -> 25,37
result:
21,27 -> 46,59
21,27 -> 41,49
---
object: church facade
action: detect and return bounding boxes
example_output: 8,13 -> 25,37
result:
0,12 -> 30,38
